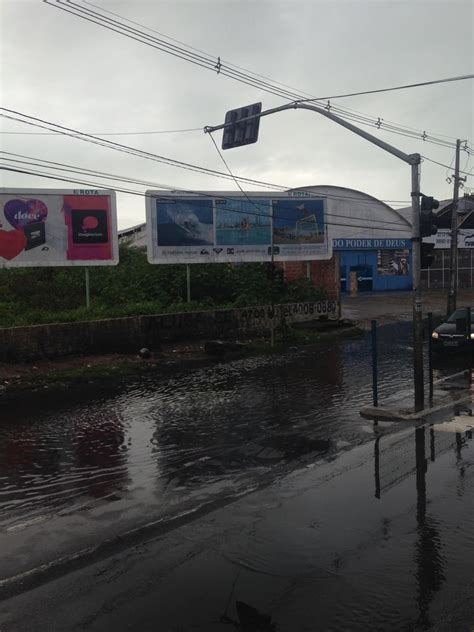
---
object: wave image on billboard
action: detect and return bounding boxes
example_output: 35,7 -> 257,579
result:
0,189 -> 119,268
156,199 -> 213,247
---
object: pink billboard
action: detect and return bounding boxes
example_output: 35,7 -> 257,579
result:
0,189 -> 119,267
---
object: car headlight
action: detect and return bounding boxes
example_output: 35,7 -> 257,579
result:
432,331 -> 439,339
470,332 -> 474,340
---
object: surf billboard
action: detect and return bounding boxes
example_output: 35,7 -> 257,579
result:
146,191 -> 332,263
0,189 -> 119,268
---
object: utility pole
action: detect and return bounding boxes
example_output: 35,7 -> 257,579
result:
447,139 -> 466,316
205,101 -> 425,410
412,162 -> 424,411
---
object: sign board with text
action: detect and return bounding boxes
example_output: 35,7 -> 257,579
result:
333,238 -> 411,250
145,191 -> 332,264
423,229 -> 474,249
0,189 -> 119,268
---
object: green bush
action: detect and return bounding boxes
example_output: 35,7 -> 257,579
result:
0,244 -> 328,327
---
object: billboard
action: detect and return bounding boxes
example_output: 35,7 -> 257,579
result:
146,191 -> 332,263
424,229 -> 474,249
0,189 -> 119,267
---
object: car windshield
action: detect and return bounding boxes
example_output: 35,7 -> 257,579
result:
447,308 -> 468,323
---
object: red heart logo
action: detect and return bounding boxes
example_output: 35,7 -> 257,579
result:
0,229 -> 27,261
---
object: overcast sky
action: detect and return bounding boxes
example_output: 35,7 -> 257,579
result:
1,0 -> 473,229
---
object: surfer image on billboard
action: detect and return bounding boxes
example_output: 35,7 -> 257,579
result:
273,199 -> 325,245
156,199 -> 213,247
215,198 -> 271,246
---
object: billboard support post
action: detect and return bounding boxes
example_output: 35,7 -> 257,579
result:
186,264 -> 191,303
85,268 -> 90,309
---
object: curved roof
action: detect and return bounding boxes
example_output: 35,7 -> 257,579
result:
288,184 -> 412,227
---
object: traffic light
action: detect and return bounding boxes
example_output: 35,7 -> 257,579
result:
420,195 -> 440,238
222,102 -> 262,150
421,242 -> 436,268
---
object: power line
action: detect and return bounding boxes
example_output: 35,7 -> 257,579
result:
0,127 -> 202,136
297,75 -> 474,102
207,132 -> 269,218
0,164 -> 410,233
0,108 -> 288,191
0,149 -> 411,210
43,0 -> 472,150
0,151 -> 411,226
82,0 -> 313,102
421,155 -> 473,176
0,111 -> 412,208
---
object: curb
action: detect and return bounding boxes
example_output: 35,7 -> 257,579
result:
360,391 -> 470,421
0,486 -> 257,602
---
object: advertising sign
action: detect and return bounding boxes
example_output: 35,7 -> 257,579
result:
0,189 -> 119,267
423,229 -> 474,249
377,249 -> 410,276
146,191 -> 331,263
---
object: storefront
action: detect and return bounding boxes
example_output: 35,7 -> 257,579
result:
334,237 -> 412,293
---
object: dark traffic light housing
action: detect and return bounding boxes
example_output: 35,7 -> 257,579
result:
222,102 -> 262,150
420,195 -> 440,238
421,242 -> 436,268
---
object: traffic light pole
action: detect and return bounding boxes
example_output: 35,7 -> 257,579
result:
412,162 -> 424,410
205,101 -> 425,410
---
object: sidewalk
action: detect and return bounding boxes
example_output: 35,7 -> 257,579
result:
361,370 -> 473,421
342,289 -> 473,327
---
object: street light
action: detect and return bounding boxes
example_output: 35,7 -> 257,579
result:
205,101 -> 426,410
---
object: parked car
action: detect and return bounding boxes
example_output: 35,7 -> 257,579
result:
431,307 -> 474,352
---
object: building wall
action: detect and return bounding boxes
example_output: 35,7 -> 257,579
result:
280,258 -> 339,299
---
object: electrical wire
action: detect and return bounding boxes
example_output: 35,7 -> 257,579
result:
421,155 -> 473,176
297,75 -> 474,102
0,110 -> 412,208
42,0 -> 472,150
0,108 -> 288,190
0,151 -> 412,227
207,132 -> 271,220
0,163 -> 411,233
0,127 -> 202,136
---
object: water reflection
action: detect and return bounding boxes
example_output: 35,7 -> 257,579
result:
0,406 -> 128,526
74,407 -> 128,499
372,423 -> 474,629
414,427 -> 445,631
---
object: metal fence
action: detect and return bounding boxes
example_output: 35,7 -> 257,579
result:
421,249 -> 474,289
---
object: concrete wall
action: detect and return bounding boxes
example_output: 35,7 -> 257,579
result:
0,300 -> 339,362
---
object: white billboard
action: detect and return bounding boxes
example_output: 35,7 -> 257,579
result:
0,189 -> 119,268
424,228 -> 474,249
145,191 -> 332,264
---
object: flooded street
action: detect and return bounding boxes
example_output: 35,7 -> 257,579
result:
0,322 -> 473,630
0,324 -> 417,575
